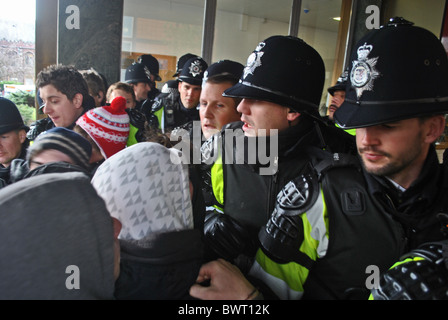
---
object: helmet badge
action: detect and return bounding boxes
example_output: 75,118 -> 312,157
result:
143,65 -> 152,79
188,60 -> 204,77
350,43 -> 380,98
243,41 -> 265,79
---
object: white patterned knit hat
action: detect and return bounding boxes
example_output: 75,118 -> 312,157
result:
91,142 -> 193,241
76,96 -> 130,159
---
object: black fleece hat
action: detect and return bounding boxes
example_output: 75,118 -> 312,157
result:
0,97 -> 29,135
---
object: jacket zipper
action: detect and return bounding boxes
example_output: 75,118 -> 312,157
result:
267,156 -> 279,220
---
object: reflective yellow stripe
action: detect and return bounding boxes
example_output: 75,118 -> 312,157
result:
250,190 -> 329,299
249,257 -> 305,300
368,256 -> 426,300
336,123 -> 356,136
211,156 -> 224,207
126,124 -> 139,146
154,107 -> 164,130
389,256 -> 425,269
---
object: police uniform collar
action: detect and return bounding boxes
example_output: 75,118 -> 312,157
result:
364,145 -> 441,210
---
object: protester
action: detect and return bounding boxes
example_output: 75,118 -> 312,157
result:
91,142 -> 205,299
106,81 -> 147,146
3,126 -> 93,188
0,172 -> 119,299
80,68 -> 107,107
74,96 -> 130,173
26,127 -> 92,171
28,64 -> 95,141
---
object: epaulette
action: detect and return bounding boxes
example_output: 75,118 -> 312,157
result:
304,146 -> 361,180
200,133 -> 221,165
150,98 -> 164,112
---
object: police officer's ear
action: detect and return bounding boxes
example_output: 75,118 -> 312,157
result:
423,114 -> 446,144
286,109 -> 300,122
18,129 -> 26,144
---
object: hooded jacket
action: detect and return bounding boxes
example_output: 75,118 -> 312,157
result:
92,142 -> 205,299
0,172 -> 116,299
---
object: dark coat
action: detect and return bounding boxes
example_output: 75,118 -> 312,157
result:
114,229 -> 204,300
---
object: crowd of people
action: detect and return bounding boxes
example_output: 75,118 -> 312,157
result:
0,17 -> 447,300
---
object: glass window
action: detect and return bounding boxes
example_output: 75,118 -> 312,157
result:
122,0 -> 205,85
298,0 -> 343,108
214,0 -> 291,63
123,0 -> 343,107
0,0 -> 36,87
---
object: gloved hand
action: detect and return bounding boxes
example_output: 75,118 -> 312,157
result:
371,241 -> 448,300
203,210 -> 258,262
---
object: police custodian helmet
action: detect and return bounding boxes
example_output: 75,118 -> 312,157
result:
334,17 -> 448,129
327,69 -> 349,96
138,54 -> 162,81
0,97 -> 29,135
223,35 -> 325,114
178,56 -> 208,86
124,62 -> 153,84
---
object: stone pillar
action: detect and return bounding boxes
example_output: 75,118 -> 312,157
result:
35,0 -> 58,117
344,0 -> 383,67
58,0 -> 123,85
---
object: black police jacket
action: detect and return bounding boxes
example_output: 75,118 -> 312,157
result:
257,145 -> 448,299
364,145 -> 448,250
149,92 -> 200,133
222,118 -> 355,227
202,117 -> 356,265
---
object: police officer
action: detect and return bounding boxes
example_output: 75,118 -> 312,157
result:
190,18 -> 448,300
325,70 -> 356,136
199,59 -> 244,139
172,59 -> 244,209
326,70 -> 348,123
151,53 -> 199,119
150,56 -> 208,134
194,35 -> 355,277
371,238 -> 448,300
138,54 -> 162,100
173,53 -> 198,78
124,62 -> 154,113
0,98 -> 29,169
